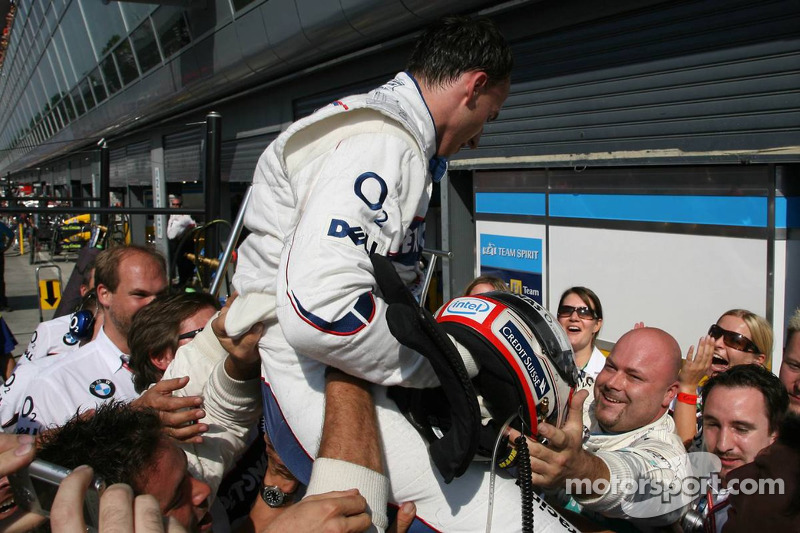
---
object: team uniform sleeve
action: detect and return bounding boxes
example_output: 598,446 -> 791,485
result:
185,359 -> 263,497
576,429 -> 692,526
276,132 -> 439,388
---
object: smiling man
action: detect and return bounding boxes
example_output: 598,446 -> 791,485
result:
522,327 -> 691,530
690,363 -> 788,532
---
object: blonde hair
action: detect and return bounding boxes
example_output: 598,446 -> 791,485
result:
719,308 -> 773,363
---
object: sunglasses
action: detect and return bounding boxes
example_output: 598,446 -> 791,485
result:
178,327 -> 203,341
557,305 -> 597,320
708,324 -> 760,354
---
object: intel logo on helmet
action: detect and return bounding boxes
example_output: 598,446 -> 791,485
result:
440,298 -> 495,322
447,299 -> 490,314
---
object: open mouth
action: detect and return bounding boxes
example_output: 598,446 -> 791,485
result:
711,355 -> 728,368
0,495 -> 17,518
567,326 -> 581,333
197,511 -> 213,531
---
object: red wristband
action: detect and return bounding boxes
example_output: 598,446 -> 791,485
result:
677,392 -> 698,405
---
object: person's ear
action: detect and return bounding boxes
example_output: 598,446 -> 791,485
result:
150,349 -> 175,372
754,353 -> 766,366
468,72 -> 489,103
663,380 -> 679,408
96,284 -> 111,308
592,318 -> 603,335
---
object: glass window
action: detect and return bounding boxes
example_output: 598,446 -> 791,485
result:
29,1 -> 43,33
100,56 -> 121,95
131,19 -> 162,73
232,0 -> 259,11
80,0 -> 127,58
37,57 -> 63,116
52,30 -> 77,88
44,2 -> 58,35
79,78 -> 96,110
114,39 -> 139,86
152,7 -> 191,58
88,67 -> 107,103
61,98 -> 75,123
45,47 -> 66,96
60,3 -> 97,79
70,87 -> 87,116
120,3 -> 154,32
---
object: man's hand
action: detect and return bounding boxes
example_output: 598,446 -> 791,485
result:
131,377 -> 207,444
212,293 -> 264,380
262,490 -> 371,533
51,470 -> 186,533
511,389 -> 608,492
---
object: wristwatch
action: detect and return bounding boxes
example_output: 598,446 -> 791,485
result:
260,484 -> 291,508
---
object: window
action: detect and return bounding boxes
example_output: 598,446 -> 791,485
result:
60,3 -> 97,80
233,0 -> 259,11
114,39 -> 139,86
88,67 -> 107,103
100,56 -> 121,95
153,7 -> 191,58
70,87 -> 86,116
131,19 -> 161,73
79,78 -> 95,111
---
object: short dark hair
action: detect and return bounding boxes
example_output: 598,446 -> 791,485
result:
702,364 -> 789,434
37,401 -> 163,492
128,291 -> 219,393
80,260 -> 96,289
406,16 -> 513,88
94,245 -> 166,293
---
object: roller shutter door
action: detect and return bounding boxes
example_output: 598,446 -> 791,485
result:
110,147 -> 126,187
164,128 -> 202,183
461,0 -> 800,166
126,140 -> 151,186
221,133 -> 278,183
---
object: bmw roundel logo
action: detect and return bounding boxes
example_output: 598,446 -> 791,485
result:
89,379 -> 115,399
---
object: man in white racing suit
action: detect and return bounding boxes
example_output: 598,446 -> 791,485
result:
229,16 -> 576,532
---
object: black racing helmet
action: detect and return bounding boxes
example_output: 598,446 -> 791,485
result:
435,291 -> 579,438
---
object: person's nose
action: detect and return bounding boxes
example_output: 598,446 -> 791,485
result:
715,427 -> 734,454
191,476 -> 212,507
467,129 -> 483,149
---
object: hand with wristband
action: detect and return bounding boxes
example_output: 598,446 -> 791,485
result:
674,335 -> 714,448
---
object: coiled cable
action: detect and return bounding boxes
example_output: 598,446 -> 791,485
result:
515,434 -> 534,533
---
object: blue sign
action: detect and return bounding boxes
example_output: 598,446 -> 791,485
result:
479,234 -> 543,303
479,234 -> 542,273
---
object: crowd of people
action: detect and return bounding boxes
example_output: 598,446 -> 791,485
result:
0,14 -> 797,533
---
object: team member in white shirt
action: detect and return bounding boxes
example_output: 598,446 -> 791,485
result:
16,245 -> 168,434
17,266 -> 96,365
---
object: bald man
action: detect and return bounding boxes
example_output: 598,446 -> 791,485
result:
521,327 -> 691,530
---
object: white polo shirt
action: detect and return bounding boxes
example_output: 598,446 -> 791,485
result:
18,315 -> 78,364
0,352 -> 65,431
15,328 -> 138,435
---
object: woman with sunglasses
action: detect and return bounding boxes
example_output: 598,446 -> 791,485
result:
674,308 -> 773,449
555,286 -> 604,389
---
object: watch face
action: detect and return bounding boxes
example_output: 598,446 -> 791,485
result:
262,486 -> 285,508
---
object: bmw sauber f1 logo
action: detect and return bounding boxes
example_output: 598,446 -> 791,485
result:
89,379 -> 116,399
